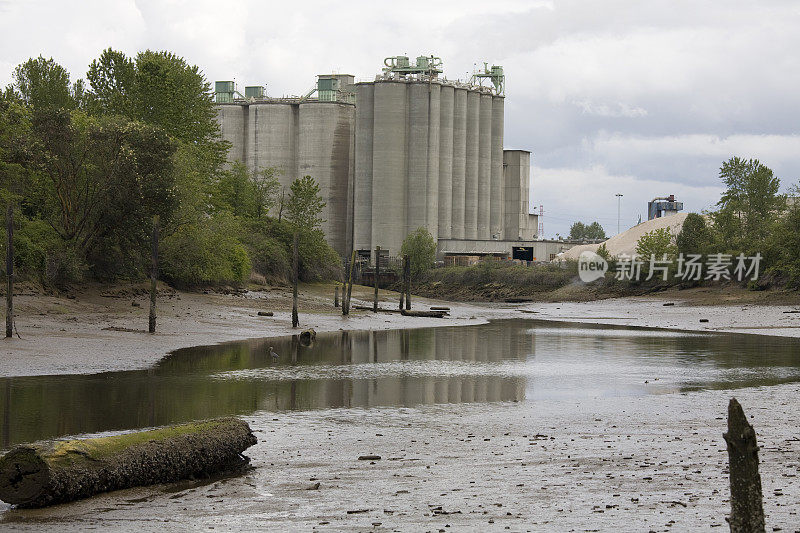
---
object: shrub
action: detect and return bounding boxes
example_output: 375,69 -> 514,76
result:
401,227 -> 436,279
160,214 -> 251,286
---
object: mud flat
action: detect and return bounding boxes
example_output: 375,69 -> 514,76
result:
528,295 -> 800,337
1,384 -> 798,531
0,283 -> 515,378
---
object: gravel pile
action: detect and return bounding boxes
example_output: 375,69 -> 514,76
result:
558,212 -> 688,260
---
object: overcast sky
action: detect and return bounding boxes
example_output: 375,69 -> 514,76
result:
2,0 -> 798,238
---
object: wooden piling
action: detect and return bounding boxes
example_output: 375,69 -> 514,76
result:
5,204 -> 13,339
292,231 -> 299,328
148,215 -> 159,334
404,254 -> 411,310
373,246 -> 380,312
724,397 -> 765,533
334,285 -> 339,307
343,250 -> 355,316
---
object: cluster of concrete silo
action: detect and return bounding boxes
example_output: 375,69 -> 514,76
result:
215,56 -> 549,261
353,78 -> 506,256
216,89 -> 355,256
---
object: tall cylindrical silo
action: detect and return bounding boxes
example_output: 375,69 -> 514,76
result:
298,101 -> 354,258
215,105 -> 245,164
464,90 -> 480,240
451,88 -> 467,240
248,103 -> 298,208
425,83 -> 441,241
407,82 -> 429,236
354,83 -> 375,252
438,85 -> 454,240
478,92 -> 493,240
371,81 -> 408,256
490,96 -> 505,241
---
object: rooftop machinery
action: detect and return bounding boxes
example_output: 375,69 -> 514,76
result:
471,63 -> 505,95
382,55 -> 443,77
648,195 -> 684,220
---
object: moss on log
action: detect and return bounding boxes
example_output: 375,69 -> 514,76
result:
0,417 -> 257,508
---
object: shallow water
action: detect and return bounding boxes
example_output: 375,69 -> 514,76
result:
2,319 -> 799,448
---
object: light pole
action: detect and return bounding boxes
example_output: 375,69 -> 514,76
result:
615,193 -> 623,234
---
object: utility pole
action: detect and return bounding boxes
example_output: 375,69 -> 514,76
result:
615,193 -> 624,234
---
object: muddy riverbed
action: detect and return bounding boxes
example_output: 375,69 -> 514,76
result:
2,319 -> 799,531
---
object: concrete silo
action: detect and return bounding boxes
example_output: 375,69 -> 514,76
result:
464,90 -> 480,240
451,87 -> 467,240
437,84 -> 454,240
371,81 -> 408,255
298,101 -> 354,256
353,83 -> 375,253
407,82 -> 430,235
478,92 -> 493,240
490,95 -> 505,240
425,83 -> 441,241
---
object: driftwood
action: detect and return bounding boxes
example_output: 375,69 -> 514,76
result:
401,309 -> 447,318
723,398 -> 765,533
0,418 -> 257,508
354,305 -> 401,314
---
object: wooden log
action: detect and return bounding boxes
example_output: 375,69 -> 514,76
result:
429,306 -> 450,311
5,203 -> 13,339
724,397 -> 765,533
354,305 -> 401,314
401,309 -> 446,318
0,418 -> 257,508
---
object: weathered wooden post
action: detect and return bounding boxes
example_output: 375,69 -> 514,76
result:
724,397 -> 765,533
373,246 -> 380,312
5,204 -> 13,339
148,215 -> 159,334
343,250 -> 355,316
292,231 -> 299,328
404,254 -> 411,310
334,285 -> 339,308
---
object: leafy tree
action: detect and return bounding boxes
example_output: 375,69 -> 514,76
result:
713,157 -> 783,253
568,221 -> 586,240
86,48 -> 135,117
285,175 -> 325,232
13,56 -> 82,111
401,226 -> 437,279
569,221 -> 606,241
636,227 -> 677,260
676,213 -> 714,257
213,162 -> 279,219
27,110 -> 176,263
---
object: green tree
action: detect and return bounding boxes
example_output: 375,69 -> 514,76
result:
285,175 -> 325,232
568,221 -> 586,240
569,221 -> 606,240
13,56 -> 82,111
636,227 -> 677,260
713,157 -> 783,253
213,162 -> 279,219
676,213 -> 715,257
27,110 -> 176,268
86,48 -> 135,117
401,226 -> 437,279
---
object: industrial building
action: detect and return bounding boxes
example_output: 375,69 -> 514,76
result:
215,56 -> 567,262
